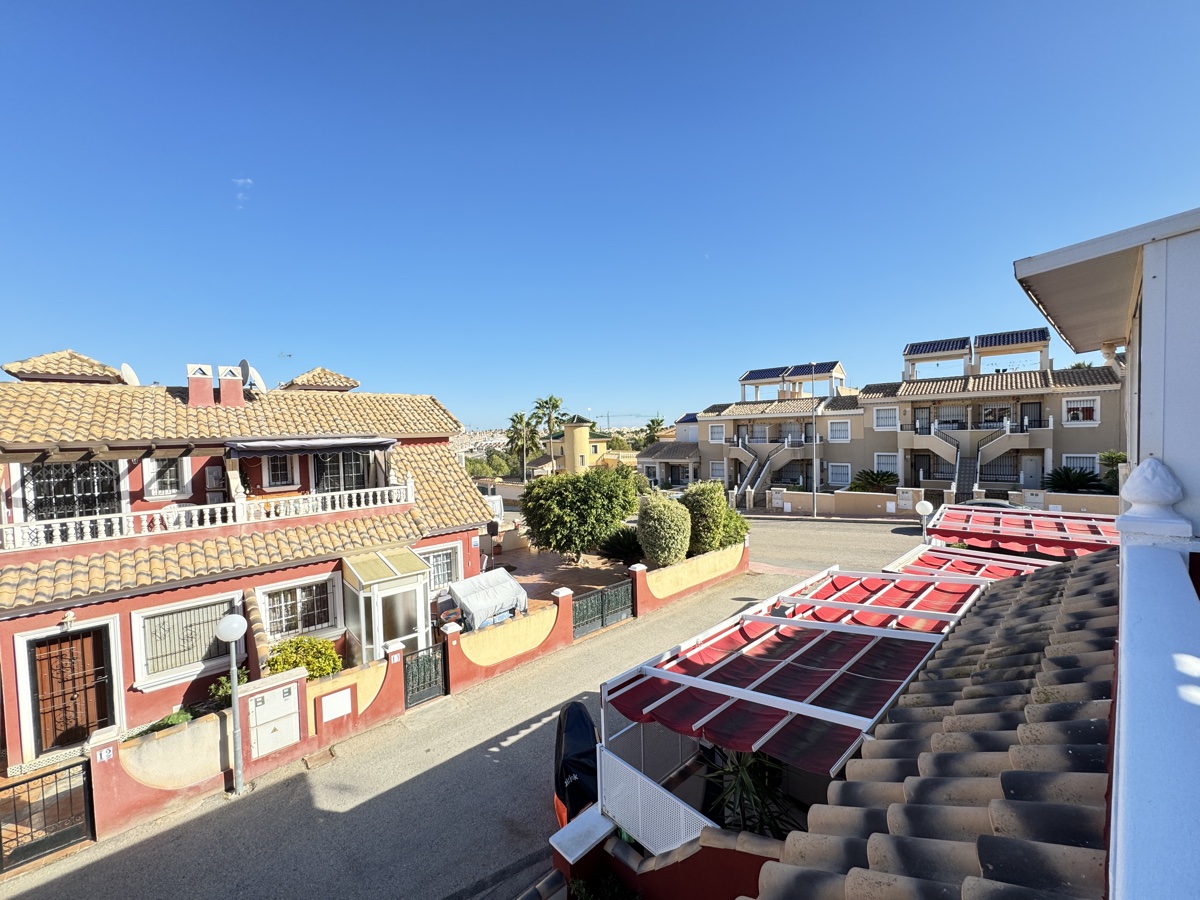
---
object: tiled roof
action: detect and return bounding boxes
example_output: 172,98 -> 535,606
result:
696,403 -> 734,418
858,382 -> 902,400
701,398 -> 822,418
0,383 -> 462,447
0,512 -> 424,611
740,362 -> 840,383
974,327 -> 1051,349
859,372 -> 1053,401
903,337 -> 970,356
279,367 -> 360,391
822,395 -> 861,412
2,350 -> 124,383
636,441 -> 700,462
558,414 -> 594,426
1048,366 -> 1122,389
389,440 -> 495,534
744,548 -> 1119,900
966,370 -> 1050,393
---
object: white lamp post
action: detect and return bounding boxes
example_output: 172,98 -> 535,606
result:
915,499 -> 935,543
215,612 -> 248,795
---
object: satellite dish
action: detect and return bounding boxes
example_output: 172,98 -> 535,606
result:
915,500 -> 934,517
120,363 -> 140,386
248,366 -> 268,392
239,359 -> 252,385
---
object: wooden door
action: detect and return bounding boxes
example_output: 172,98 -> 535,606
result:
30,628 -> 113,754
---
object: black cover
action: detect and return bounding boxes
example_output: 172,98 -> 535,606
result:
553,701 -> 598,825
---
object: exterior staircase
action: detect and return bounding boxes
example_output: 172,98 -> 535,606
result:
953,455 -> 976,504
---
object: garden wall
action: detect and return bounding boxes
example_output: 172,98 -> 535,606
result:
1013,490 -> 1120,514
633,541 -> 750,616
779,491 -> 836,516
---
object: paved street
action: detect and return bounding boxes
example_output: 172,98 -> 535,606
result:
3,519 -> 920,900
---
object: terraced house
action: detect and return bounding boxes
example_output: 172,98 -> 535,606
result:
644,330 -> 1123,508
0,350 -> 493,776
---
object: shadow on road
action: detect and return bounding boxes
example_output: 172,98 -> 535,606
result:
889,525 -> 922,537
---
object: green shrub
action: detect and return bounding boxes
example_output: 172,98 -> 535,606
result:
1042,467 -> 1105,493
136,709 -> 194,738
597,525 -> 643,566
267,636 -> 343,681
637,495 -> 690,566
1099,450 -> 1127,494
680,481 -> 729,555
721,506 -> 750,548
208,667 -> 249,709
846,469 -> 899,492
520,466 -> 638,562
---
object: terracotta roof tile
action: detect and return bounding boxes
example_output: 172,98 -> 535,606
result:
0,382 -> 462,446
389,440 -> 495,534
637,441 -> 701,461
699,398 -> 822,418
2,350 -> 124,383
279,366 -> 361,391
1048,367 -> 1122,389
821,395 -> 861,412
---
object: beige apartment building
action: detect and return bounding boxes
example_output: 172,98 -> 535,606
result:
639,329 -> 1123,506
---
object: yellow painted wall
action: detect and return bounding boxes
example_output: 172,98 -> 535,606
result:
459,603 -> 558,667
122,712 -> 227,790
645,543 -> 744,597
306,660 -> 388,734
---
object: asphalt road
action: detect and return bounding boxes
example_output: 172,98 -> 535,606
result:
3,518 -> 921,900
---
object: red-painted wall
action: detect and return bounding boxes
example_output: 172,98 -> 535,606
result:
236,454 -> 313,496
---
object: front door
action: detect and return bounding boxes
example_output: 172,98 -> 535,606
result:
736,424 -> 748,445
30,627 -> 113,754
379,587 -> 429,652
915,407 -> 931,435
1020,402 -> 1043,429
1021,454 -> 1044,487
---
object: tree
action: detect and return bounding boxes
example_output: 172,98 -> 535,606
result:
644,416 -> 665,447
485,448 -> 513,478
519,466 -> 637,563
637,495 -> 690,566
703,749 -> 803,839
721,506 -> 750,548
846,469 -> 900,492
534,395 -> 565,466
680,480 -> 730,555
1099,449 -> 1127,494
1069,361 -> 1095,369
1042,466 -> 1105,493
608,434 -> 631,452
506,412 -> 538,480
464,457 -> 493,479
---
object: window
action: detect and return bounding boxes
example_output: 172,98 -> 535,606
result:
708,424 -> 725,444
980,404 -> 1012,424
710,461 -> 725,480
827,420 -> 850,443
781,422 -> 803,444
750,424 -> 768,444
1064,397 -> 1099,424
579,455 -> 586,467
874,453 -> 899,474
314,450 -> 370,493
591,444 -> 598,455
419,546 -> 459,591
1062,454 -> 1100,474
873,407 -> 899,430
266,455 -> 298,488
132,595 -> 239,688
264,580 -> 335,637
645,465 -> 657,478
145,458 -> 190,499
937,405 -> 966,429
22,460 -> 121,521
828,463 -> 851,486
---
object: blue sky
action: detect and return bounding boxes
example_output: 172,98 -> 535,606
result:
2,3 -> 1198,430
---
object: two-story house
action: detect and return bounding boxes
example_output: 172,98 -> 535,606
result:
0,351 -> 493,774
526,415 -> 612,477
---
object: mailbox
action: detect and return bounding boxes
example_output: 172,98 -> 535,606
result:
249,683 -> 301,759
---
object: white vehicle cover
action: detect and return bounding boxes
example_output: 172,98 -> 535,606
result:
449,568 -> 529,630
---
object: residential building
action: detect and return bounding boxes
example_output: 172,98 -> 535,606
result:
527,414 -> 612,476
0,351 -> 493,774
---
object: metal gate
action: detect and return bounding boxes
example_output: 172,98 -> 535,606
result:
573,580 -> 634,639
403,644 -> 447,708
0,761 -> 94,872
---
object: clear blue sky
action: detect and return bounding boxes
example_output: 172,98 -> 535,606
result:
3,3 -> 1198,430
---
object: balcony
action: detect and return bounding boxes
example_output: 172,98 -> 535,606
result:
0,481 -> 415,552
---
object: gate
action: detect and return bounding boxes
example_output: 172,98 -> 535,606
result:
403,644 -> 447,708
0,761 -> 93,872
573,580 -> 634,639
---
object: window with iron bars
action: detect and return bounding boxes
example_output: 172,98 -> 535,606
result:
265,581 -> 333,637
420,548 -> 457,591
980,455 -> 1021,481
22,460 -> 121,521
142,599 -> 231,675
145,458 -> 184,498
266,455 -> 296,487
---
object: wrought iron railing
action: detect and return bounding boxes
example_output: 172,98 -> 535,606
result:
573,580 -> 634,638
979,456 -> 1021,482
932,428 -> 960,450
403,644 -> 447,708
0,761 -> 93,872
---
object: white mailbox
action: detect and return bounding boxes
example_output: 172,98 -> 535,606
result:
249,683 -> 301,759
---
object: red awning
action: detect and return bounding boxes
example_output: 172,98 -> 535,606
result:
927,505 -> 1117,557
884,545 -> 1053,581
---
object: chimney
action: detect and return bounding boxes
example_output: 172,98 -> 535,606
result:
187,364 -> 215,407
217,365 -> 246,408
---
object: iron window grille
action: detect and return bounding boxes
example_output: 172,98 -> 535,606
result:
266,455 -> 295,487
874,408 -> 898,429
265,581 -> 333,636
22,461 -> 120,521
1062,454 -> 1100,474
1065,399 -> 1097,422
874,454 -> 899,474
145,459 -> 183,498
143,600 -> 231,675
827,421 -> 850,442
710,461 -> 725,480
420,548 -> 457,591
828,463 -> 851,485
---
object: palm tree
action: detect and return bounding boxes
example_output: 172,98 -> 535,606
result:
1042,466 -> 1105,493
1069,361 -> 1095,369
533,395 -> 564,471
506,412 -> 538,481
644,416 -> 665,447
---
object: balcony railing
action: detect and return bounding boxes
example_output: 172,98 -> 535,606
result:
0,480 -> 415,552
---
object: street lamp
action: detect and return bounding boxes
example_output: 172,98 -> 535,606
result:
915,499 -> 935,543
810,362 -> 818,519
215,612 -> 248,795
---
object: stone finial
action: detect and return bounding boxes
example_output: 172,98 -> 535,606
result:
1118,458 -> 1191,538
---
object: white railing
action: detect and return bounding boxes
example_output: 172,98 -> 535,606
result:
0,478 -> 415,552
598,746 -> 715,856
243,482 -> 412,522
